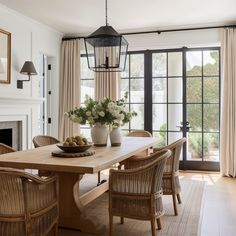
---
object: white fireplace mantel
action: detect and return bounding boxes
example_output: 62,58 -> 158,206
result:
0,96 -> 45,150
0,96 -> 45,105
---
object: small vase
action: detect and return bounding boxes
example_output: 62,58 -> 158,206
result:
110,127 -> 122,146
91,124 -> 108,146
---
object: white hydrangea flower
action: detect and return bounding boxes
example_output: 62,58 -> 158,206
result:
98,111 -> 105,117
86,111 -> 91,116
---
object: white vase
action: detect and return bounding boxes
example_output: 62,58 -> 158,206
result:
110,127 -> 122,146
91,124 -> 108,146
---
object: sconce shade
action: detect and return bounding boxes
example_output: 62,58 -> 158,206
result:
20,61 -> 37,75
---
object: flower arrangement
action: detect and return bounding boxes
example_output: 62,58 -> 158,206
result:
65,93 -> 137,128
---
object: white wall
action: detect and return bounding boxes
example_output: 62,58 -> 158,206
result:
125,28 -> 222,51
0,3 -> 63,140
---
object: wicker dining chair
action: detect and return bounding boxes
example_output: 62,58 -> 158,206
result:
0,143 -> 16,154
119,130 -> 153,170
0,167 -> 59,236
123,138 -> 187,216
32,135 -> 60,176
153,138 -> 186,216
127,130 -> 152,138
109,149 -> 171,236
32,135 -> 60,148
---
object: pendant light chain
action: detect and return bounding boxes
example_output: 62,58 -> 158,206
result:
105,0 -> 108,26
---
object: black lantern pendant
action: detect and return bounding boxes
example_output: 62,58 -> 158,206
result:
84,0 -> 128,72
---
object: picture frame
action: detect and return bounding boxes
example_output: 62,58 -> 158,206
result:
0,28 -> 11,84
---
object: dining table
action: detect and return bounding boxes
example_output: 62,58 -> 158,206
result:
0,136 -> 159,234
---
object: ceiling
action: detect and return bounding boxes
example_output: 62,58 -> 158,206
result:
0,0 -> 236,36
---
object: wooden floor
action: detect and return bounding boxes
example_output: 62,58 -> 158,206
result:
59,172 -> 236,236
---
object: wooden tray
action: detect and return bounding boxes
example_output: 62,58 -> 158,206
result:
51,150 -> 95,158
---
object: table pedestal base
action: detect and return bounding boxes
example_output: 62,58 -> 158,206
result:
57,172 -> 108,234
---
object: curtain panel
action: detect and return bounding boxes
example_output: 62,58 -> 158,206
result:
59,40 -> 80,140
220,28 -> 236,177
95,71 -> 120,101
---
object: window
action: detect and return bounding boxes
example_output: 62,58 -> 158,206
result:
121,48 -> 221,171
120,53 -> 145,135
80,55 -> 95,138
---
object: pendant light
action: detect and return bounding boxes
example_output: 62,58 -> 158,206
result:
84,0 -> 128,72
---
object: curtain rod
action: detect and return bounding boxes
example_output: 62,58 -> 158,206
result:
62,24 -> 236,41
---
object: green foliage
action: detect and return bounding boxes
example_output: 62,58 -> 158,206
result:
155,123 -> 167,148
187,51 -> 220,156
189,133 -> 213,157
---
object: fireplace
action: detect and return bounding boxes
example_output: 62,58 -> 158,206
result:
0,128 -> 12,147
0,121 -> 22,150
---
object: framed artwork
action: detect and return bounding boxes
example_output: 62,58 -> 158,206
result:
0,28 -> 11,84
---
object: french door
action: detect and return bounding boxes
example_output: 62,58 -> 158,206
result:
121,47 -> 220,171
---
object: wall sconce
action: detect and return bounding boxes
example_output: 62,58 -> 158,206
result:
17,61 -> 37,89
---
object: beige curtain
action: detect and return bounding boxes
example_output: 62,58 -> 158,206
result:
95,71 -> 120,101
59,40 -> 80,140
220,28 -> 236,177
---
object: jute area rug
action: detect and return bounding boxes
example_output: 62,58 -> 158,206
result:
59,178 -> 205,236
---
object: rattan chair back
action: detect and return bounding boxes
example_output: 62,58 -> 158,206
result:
0,167 -> 59,236
32,135 -> 60,148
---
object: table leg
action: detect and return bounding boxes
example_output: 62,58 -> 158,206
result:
57,172 -> 106,234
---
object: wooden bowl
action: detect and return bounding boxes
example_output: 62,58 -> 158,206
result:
56,144 -> 93,153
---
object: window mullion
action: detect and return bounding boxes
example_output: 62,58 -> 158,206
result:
144,50 -> 153,133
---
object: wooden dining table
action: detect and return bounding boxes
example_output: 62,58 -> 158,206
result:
0,136 -> 158,234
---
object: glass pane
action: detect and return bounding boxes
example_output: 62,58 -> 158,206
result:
81,80 -> 94,102
187,77 -> 202,103
168,132 -> 183,144
168,77 -> 182,103
187,51 -> 202,76
203,133 -> 219,162
168,104 -> 182,131
81,57 -> 94,79
168,132 -> 183,160
153,104 -> 167,131
152,53 -> 167,77
121,55 -> 129,78
130,104 -> 144,130
152,78 -> 167,103
130,54 -> 144,77
80,128 -> 91,140
204,104 -> 219,132
120,79 -> 129,100
130,79 -> 144,103
187,132 -> 202,161
187,104 -> 202,131
122,122 -> 129,130
203,77 -> 219,103
121,130 -> 129,136
168,52 -> 182,76
153,132 -> 167,148
203,50 -> 219,76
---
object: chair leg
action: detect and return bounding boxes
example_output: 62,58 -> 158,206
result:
54,223 -> 58,236
157,218 -> 162,230
172,193 -> 178,216
97,171 -> 101,186
120,217 -> 124,224
150,218 -> 157,236
177,193 -> 182,204
109,214 -> 113,236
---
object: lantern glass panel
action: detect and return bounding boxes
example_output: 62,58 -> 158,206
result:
84,39 -> 95,69
85,35 -> 128,72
